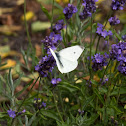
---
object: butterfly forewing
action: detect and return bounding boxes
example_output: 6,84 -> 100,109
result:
58,45 -> 84,62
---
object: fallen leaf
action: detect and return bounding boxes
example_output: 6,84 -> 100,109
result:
31,21 -> 51,32
21,72 -> 39,82
83,75 -> 100,82
0,59 -> 16,70
21,11 -> 35,21
35,44 -> 42,57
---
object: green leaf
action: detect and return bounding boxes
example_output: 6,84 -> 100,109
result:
110,87 -> 126,96
31,21 -> 51,32
94,88 -> 105,105
27,113 -> 36,126
84,114 -> 99,126
40,4 -> 51,21
8,68 -> 14,93
83,95 -> 95,110
41,110 -> 61,122
58,82 -> 80,92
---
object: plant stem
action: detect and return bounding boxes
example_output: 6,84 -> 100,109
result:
53,91 -> 64,122
24,0 -> 32,50
95,36 -> 101,54
101,59 -> 111,84
51,0 -> 54,31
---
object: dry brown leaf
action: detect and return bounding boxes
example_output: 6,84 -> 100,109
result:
35,44 -> 41,57
83,75 -> 100,82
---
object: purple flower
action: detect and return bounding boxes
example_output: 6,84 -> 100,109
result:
42,102 -> 46,108
122,35 -> 126,42
96,23 -> 103,35
111,0 -> 126,10
101,30 -> 108,38
63,4 -> 78,19
52,20 -> 64,33
79,0 -> 97,20
100,77 -> 108,85
7,109 -> 16,118
35,55 -> 56,77
92,53 -> 108,71
78,109 -> 84,115
51,78 -> 61,86
108,30 -> 113,36
108,16 -> 120,25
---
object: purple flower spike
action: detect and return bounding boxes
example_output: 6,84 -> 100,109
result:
63,4 -> 78,19
79,0 -> 97,20
111,0 -> 126,10
92,53 -> 108,71
108,16 -> 120,26
7,109 -> 16,118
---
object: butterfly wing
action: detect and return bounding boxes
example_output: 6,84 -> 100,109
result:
50,48 -> 78,73
58,45 -> 84,61
58,57 -> 78,73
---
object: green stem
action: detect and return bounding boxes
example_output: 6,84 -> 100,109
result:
95,36 -> 101,54
24,0 -> 32,49
101,60 -> 111,84
89,17 -> 93,80
53,91 -> 64,122
51,0 -> 54,31
58,89 -> 66,118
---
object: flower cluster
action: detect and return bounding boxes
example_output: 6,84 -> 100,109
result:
35,55 -> 56,77
109,42 -> 126,75
108,16 -> 120,26
63,4 -> 78,19
51,78 -> 61,86
92,53 -> 108,71
41,32 -> 62,54
34,98 -> 46,110
96,23 -> 113,38
79,0 -> 98,20
52,19 -> 64,34
111,0 -> 126,10
100,77 -> 108,85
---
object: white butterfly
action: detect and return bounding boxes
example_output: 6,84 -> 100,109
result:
50,45 -> 84,73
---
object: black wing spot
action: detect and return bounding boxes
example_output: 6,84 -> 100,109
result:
55,52 -> 63,67
74,52 -> 76,54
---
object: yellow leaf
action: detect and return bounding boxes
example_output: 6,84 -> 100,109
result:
119,13 -> 126,23
96,0 -> 105,5
95,13 -> 103,21
0,59 -> 16,69
21,72 -> 39,82
21,11 -> 34,21
103,21 -> 111,29
55,0 -> 60,3
0,45 -> 21,59
63,0 -> 69,3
